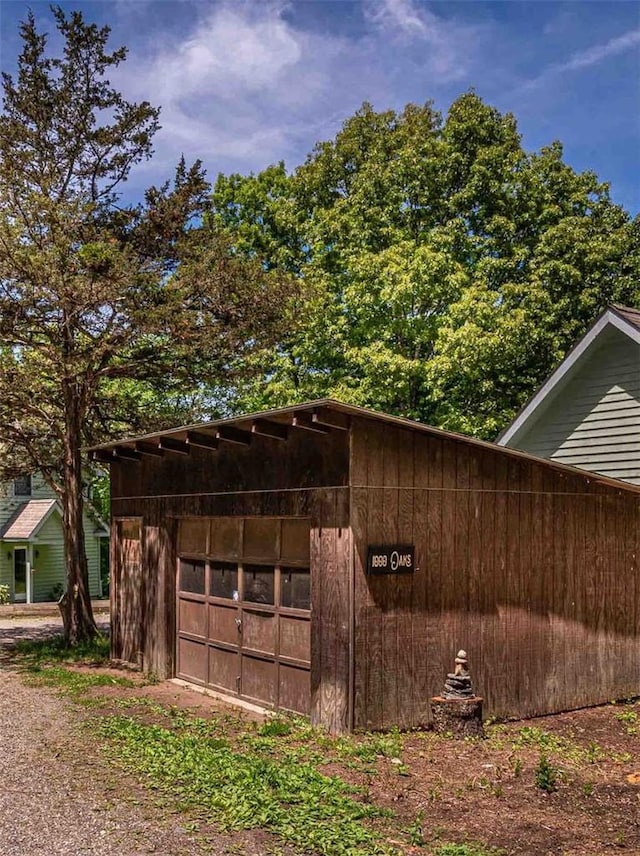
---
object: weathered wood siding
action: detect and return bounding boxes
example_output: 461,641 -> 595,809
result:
110,428 -> 352,733
351,415 -> 640,730
510,328 -> 640,484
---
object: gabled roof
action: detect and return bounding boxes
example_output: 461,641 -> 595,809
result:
0,499 -> 59,540
611,304 -> 640,332
88,397 -> 640,496
498,305 -> 640,448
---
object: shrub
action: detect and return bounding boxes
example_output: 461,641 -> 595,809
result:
48,582 -> 64,602
535,755 -> 558,793
0,584 -> 10,605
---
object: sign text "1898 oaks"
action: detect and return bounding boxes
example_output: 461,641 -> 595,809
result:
367,545 -> 415,575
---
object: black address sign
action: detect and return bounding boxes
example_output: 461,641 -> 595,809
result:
367,545 -> 415,575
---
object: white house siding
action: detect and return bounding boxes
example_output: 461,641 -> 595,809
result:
510,328 -> 640,484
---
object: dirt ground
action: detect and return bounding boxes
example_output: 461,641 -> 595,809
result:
2,616 -> 639,855
82,673 -> 640,855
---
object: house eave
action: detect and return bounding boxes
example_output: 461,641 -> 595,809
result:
498,308 -> 640,448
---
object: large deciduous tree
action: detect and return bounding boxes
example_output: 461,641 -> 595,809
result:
211,95 -> 640,437
0,8 -> 293,642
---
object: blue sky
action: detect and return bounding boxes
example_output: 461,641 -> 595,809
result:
1,0 -> 639,214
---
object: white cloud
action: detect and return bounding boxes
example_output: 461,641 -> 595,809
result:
364,0 -> 481,79
365,0 -> 432,37
111,0 -> 485,189
521,27 -> 640,91
115,2 -> 356,176
558,27 -> 640,72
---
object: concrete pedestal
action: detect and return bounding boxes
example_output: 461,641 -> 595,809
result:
431,696 -> 484,738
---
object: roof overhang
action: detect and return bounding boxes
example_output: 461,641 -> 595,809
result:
498,307 -> 640,448
87,398 -> 640,497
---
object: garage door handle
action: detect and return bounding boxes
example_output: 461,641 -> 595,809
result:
235,617 -> 242,630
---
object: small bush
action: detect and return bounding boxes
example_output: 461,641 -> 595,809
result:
534,755 -> 558,793
0,584 -> 10,605
48,582 -> 64,602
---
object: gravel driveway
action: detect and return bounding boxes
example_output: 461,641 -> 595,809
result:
0,616 -> 238,855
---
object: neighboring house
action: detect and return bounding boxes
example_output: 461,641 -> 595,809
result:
0,473 -> 108,603
498,305 -> 640,485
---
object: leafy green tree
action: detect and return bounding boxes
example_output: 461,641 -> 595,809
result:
0,8 -> 292,642
211,95 -> 640,436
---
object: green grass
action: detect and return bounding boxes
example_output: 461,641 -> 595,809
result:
97,713 -> 393,856
14,633 -> 110,666
24,664 -> 135,697
433,845 -> 505,856
12,633 -> 129,699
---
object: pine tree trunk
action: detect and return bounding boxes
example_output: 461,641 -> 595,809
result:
58,381 -> 98,644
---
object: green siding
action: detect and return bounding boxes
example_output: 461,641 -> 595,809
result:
0,477 -> 105,602
511,327 -> 640,484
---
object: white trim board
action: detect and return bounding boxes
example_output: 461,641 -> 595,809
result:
498,309 -> 640,447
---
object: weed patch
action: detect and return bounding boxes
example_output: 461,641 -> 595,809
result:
97,714 -> 393,855
433,843 -> 505,856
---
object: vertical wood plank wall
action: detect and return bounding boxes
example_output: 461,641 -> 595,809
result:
108,408 -> 639,733
109,428 -> 351,733
350,416 -> 640,730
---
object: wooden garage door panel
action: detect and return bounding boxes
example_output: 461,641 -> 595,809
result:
209,518 -> 242,561
179,599 -> 206,638
279,664 -> 311,714
243,518 -> 279,561
242,655 -> 277,705
178,519 -> 208,555
208,646 -> 239,694
209,603 -> 239,645
177,516 -> 311,715
242,609 -> 276,655
281,518 -> 311,564
178,638 -> 207,683
279,615 -> 310,662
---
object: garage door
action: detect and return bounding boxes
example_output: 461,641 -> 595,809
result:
177,517 -> 311,714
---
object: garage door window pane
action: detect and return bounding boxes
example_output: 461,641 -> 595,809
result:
243,565 -> 275,605
210,562 -> 238,600
281,568 -> 310,610
180,559 -> 205,594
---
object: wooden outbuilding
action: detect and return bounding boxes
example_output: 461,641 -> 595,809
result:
90,400 -> 640,733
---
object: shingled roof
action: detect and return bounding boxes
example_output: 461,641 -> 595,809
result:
0,499 -> 58,540
611,304 -> 640,332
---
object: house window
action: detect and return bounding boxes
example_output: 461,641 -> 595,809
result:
13,475 -> 31,497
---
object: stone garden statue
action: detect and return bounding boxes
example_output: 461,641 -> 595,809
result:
442,649 -> 475,699
431,648 -> 484,737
